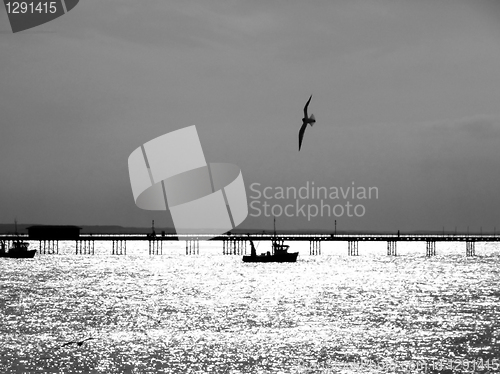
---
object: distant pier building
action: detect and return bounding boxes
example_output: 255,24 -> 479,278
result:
27,225 -> 82,240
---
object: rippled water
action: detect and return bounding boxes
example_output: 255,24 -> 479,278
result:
1,241 -> 499,373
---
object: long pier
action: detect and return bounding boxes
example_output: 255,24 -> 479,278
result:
0,233 -> 497,257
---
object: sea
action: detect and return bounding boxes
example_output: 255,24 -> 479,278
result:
1,239 -> 499,374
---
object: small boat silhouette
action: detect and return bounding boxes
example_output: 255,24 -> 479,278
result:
243,217 -> 298,263
0,220 -> 36,259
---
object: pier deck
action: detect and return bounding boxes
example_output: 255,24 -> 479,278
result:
1,233 -> 498,242
0,233 -> 496,257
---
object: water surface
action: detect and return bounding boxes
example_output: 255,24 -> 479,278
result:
1,241 -> 499,373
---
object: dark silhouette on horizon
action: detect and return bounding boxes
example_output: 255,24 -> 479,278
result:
59,337 -> 96,348
299,94 -> 316,151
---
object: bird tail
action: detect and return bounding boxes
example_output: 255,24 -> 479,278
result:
309,114 -> 315,125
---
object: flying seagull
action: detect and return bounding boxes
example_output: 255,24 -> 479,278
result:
59,337 -> 96,348
299,94 -> 316,151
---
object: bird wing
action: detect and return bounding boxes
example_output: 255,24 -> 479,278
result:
298,122 -> 308,151
61,341 -> 75,347
303,95 -> 312,118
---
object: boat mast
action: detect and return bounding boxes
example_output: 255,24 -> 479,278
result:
14,218 -> 20,240
13,218 -> 21,244
273,216 -> 276,254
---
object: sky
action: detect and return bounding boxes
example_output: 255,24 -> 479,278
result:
1,0 -> 500,232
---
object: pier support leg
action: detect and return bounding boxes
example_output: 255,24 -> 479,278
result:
348,241 -> 359,256
426,240 -> 436,257
112,240 -> 125,255
150,239 -> 161,255
387,241 -> 397,256
185,238 -> 199,255
309,239 -> 322,255
150,239 -> 160,255
466,240 -> 475,256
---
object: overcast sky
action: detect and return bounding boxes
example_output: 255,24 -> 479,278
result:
1,0 -> 500,232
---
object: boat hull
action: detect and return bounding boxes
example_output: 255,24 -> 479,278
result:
0,250 -> 37,259
242,252 -> 298,263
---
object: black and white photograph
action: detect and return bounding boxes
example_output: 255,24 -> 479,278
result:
1,1 -> 500,373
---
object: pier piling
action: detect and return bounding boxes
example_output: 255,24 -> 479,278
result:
426,240 -> 436,257
39,240 -> 59,254
387,240 -> 397,256
222,237 -> 248,255
186,237 -> 199,255
348,240 -> 359,256
76,239 -> 95,255
149,238 -> 162,255
466,240 -> 475,256
112,240 -> 125,255
309,239 -> 321,255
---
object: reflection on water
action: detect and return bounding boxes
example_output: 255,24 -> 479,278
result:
0,241 -> 499,373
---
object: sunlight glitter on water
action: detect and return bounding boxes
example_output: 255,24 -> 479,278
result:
1,241 -> 499,373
